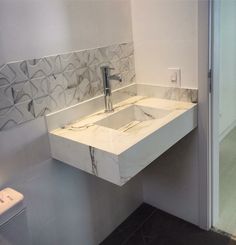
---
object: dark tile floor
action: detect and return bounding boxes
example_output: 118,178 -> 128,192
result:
100,203 -> 236,245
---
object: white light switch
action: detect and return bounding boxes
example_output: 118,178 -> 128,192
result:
168,68 -> 181,87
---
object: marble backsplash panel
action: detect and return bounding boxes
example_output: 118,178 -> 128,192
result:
137,84 -> 198,103
0,42 -> 135,130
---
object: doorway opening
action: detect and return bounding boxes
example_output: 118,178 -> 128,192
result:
212,0 -> 236,237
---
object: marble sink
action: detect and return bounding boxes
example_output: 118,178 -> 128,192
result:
95,105 -> 171,133
46,88 -> 197,186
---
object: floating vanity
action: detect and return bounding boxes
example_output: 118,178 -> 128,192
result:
45,84 -> 197,186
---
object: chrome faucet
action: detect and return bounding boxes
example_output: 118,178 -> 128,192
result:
101,66 -> 122,112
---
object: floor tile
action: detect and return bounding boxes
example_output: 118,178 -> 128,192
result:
101,203 -> 236,245
100,203 -> 156,245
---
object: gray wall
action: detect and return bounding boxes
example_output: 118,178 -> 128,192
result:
142,131 -> 199,225
0,1 -> 142,244
0,0 -> 133,65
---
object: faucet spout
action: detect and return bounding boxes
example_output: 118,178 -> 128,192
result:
109,74 -> 122,83
101,66 -> 122,113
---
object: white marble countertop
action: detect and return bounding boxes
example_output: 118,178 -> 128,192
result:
51,96 -> 196,155
47,93 -> 197,186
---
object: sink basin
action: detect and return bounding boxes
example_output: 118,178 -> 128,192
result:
96,105 -> 171,133
46,95 -> 197,186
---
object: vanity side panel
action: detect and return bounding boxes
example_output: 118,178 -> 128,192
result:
118,106 -> 197,185
49,134 -> 121,185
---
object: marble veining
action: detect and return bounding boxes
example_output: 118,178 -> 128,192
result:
137,84 -> 198,103
89,146 -> 98,176
47,95 -> 197,185
0,42 -> 135,131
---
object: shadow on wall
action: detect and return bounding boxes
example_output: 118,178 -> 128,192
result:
142,129 -> 199,225
6,158 -> 142,245
0,116 -> 142,245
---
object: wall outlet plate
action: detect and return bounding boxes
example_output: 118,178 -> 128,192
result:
168,68 -> 181,88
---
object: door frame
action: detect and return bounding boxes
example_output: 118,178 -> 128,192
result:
198,0 -> 212,230
210,0 -> 221,227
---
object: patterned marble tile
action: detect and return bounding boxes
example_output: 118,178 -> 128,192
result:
0,42 -> 135,130
75,48 -> 104,68
15,100 -> 35,122
119,42 -> 134,58
44,55 -> 62,75
87,65 -> 103,85
88,48 -> 106,66
120,70 -> 136,87
78,77 -> 94,100
120,57 -> 131,73
48,73 -> 68,92
7,61 -> 29,83
63,70 -> 79,89
129,55 -> 135,71
0,107 -> 21,130
11,81 -> 32,103
0,100 -> 34,130
33,96 -> 58,118
60,53 -> 80,72
30,77 -> 50,99
99,44 -> 122,61
64,87 -> 81,106
27,58 -> 52,79
0,64 -> 17,86
0,85 -> 14,109
50,85 -> 66,110
47,74 -> 67,108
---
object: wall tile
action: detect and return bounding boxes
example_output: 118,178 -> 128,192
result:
48,74 -> 68,92
78,78 -> 91,101
45,55 -> 62,75
49,85 -> 66,110
0,107 -> 20,130
121,69 -> 136,86
30,77 -> 50,99
0,65 -> 16,86
0,42 -> 135,130
99,44 -> 122,61
119,42 -> 134,58
74,50 -> 89,68
64,87 -> 81,106
63,70 -> 79,89
8,61 -> 29,83
119,57 -> 130,73
0,85 -> 14,109
15,100 -> 35,122
33,96 -> 58,118
0,100 -> 35,130
87,49 -> 104,66
60,53 -> 80,72
11,81 -> 32,103
27,58 -> 52,79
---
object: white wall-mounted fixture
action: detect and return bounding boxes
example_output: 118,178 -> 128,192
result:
168,68 -> 181,87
